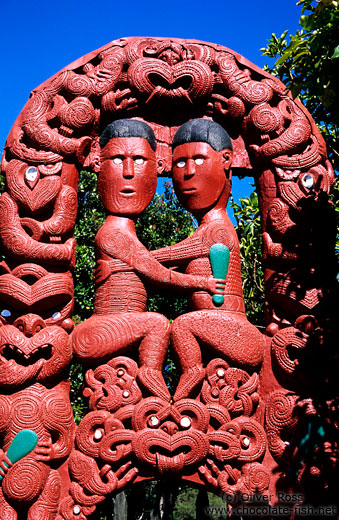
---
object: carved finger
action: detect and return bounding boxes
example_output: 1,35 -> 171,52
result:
117,467 -> 138,488
115,461 -> 132,479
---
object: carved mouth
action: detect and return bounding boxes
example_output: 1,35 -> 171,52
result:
0,343 -> 53,366
120,188 -> 136,195
182,187 -> 197,194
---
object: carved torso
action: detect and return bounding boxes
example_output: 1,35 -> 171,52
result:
94,271 -> 147,314
186,214 -> 245,312
94,220 -> 148,314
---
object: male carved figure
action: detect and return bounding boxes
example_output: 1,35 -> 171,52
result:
72,119 -> 226,401
153,119 -> 265,400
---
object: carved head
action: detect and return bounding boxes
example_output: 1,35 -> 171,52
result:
0,265 -> 73,387
98,119 -> 157,216
172,119 -> 233,216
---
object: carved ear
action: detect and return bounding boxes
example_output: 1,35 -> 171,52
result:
91,154 -> 101,174
157,158 -> 165,176
76,137 -> 92,166
222,149 -> 233,169
222,150 -> 233,179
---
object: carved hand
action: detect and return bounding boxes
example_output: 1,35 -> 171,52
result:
95,259 -> 112,284
205,276 -> 226,295
35,437 -> 55,462
0,449 -> 12,479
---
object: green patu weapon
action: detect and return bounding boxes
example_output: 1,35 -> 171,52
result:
0,430 -> 39,482
209,243 -> 230,306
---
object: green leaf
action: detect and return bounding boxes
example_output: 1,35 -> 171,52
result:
331,45 -> 339,58
299,14 -> 314,30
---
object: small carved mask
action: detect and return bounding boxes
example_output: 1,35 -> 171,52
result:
172,142 -> 232,214
99,137 -> 157,216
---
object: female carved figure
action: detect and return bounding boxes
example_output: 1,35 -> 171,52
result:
153,119 -> 265,400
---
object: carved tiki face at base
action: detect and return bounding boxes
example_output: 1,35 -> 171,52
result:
99,137 -> 157,216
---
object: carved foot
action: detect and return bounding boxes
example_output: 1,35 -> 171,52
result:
174,364 -> 205,401
137,367 -> 170,401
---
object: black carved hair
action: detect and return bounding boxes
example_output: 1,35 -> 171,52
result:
173,119 -> 232,151
99,119 -> 156,151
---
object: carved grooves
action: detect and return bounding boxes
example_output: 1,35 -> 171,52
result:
0,37 -> 335,519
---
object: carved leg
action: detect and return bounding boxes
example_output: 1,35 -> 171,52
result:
138,312 -> 171,400
73,312 -> 170,400
0,487 -> 17,520
172,311 -> 264,400
28,469 -> 60,520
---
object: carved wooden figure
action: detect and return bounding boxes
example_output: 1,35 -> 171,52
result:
72,119 -> 226,401
0,265 -> 75,519
0,37 -> 336,519
153,119 -> 264,400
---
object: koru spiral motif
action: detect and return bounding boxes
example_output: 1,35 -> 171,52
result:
0,37 -> 336,519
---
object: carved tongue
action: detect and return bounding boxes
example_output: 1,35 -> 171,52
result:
156,452 -> 185,474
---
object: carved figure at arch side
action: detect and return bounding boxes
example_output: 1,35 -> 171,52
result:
152,119 -> 265,400
72,119 -> 226,401
0,262 -> 75,520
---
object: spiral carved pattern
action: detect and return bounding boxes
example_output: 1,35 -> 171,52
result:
249,103 -> 284,134
0,36 -> 335,519
243,463 -> 270,494
59,97 -> 95,129
2,459 -> 48,504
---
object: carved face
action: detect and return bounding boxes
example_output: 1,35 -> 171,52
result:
0,320 -> 72,387
0,269 -> 73,386
172,142 -> 232,215
98,137 -> 157,216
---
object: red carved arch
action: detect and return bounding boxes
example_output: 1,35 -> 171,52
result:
0,37 -> 336,519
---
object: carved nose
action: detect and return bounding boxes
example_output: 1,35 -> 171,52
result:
160,421 -> 179,435
14,314 -> 46,337
122,158 -> 135,178
185,160 -> 195,177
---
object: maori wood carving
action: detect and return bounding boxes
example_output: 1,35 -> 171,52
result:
0,37 -> 337,518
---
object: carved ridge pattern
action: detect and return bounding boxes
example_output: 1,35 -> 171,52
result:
0,37 -> 335,519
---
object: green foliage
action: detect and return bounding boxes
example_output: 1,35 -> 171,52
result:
261,0 -> 339,170
73,171 -> 105,321
69,362 -> 87,425
174,486 -> 225,519
92,483 -> 227,520
230,191 -> 264,327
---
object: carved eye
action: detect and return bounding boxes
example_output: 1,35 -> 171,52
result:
93,429 -> 103,441
241,436 -> 250,448
302,173 -> 313,189
0,309 -> 11,318
113,157 -> 123,164
52,312 -> 61,320
176,160 -> 186,168
134,158 -> 144,165
25,166 -> 38,182
195,158 -> 204,165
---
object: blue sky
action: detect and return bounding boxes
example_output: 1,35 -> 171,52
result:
1,0 -> 302,204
